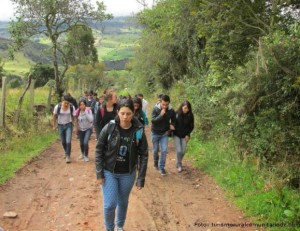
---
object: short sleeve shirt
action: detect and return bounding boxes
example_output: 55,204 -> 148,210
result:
114,125 -> 135,174
53,104 -> 76,125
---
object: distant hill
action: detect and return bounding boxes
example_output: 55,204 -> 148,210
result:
0,37 -> 52,64
0,21 -> 10,39
0,16 -> 140,75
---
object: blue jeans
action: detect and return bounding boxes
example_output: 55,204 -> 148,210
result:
151,132 -> 169,170
78,128 -> 92,156
101,170 -> 136,230
173,135 -> 187,168
58,122 -> 73,157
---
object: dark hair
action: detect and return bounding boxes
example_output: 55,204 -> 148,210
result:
161,94 -> 170,103
177,100 -> 192,115
63,94 -> 71,102
136,93 -> 144,98
104,89 -> 115,101
79,100 -> 87,106
117,99 -> 134,112
133,97 -> 143,113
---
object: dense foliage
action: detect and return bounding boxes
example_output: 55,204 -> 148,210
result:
28,63 -> 55,88
65,24 -> 98,66
132,0 -> 300,178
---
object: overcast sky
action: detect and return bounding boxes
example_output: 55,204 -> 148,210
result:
0,0 -> 154,21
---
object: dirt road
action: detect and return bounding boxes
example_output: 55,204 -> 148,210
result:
0,128 -> 256,231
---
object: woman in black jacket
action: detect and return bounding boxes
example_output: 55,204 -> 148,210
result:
173,100 -> 194,173
95,99 -> 148,231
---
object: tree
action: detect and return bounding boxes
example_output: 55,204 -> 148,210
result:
29,63 -> 55,88
65,24 -> 98,66
9,0 -> 112,101
66,62 -> 105,92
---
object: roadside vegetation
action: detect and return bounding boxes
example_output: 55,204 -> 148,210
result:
128,0 -> 300,229
0,88 -> 57,184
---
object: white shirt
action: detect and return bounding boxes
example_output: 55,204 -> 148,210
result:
53,104 -> 76,125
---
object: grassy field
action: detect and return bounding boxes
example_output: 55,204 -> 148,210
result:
3,52 -> 33,77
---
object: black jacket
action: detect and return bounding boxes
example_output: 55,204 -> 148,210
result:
173,112 -> 194,138
151,103 -> 176,135
95,117 -> 148,187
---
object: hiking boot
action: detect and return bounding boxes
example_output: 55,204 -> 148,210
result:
159,168 -> 167,176
78,154 -> 84,160
65,156 -> 71,163
115,227 -> 124,231
83,156 -> 89,162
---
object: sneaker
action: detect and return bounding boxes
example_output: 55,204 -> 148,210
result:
65,156 -> 71,163
159,169 -> 167,176
83,156 -> 89,162
115,227 -> 124,231
177,166 -> 182,173
78,154 -> 84,160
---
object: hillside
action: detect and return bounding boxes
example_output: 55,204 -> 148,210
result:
0,16 -> 140,76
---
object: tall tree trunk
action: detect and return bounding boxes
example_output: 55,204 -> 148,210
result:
52,41 -> 64,102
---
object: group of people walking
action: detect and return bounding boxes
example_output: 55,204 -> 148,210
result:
52,90 -> 194,231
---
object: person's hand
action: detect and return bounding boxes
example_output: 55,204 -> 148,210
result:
52,126 -> 57,131
98,178 -> 105,185
160,108 -> 166,116
170,125 -> 175,131
185,136 -> 190,142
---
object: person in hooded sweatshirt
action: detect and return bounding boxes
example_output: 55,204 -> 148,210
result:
173,100 -> 194,173
151,94 -> 176,176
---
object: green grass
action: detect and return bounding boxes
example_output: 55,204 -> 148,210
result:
0,131 -> 57,184
1,88 -> 51,113
0,87 -> 58,184
102,47 -> 134,61
187,136 -> 300,231
3,52 -> 33,76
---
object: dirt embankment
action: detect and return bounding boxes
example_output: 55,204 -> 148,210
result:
0,128 -> 256,231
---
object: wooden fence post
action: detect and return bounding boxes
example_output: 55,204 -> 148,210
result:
30,79 -> 35,114
0,77 -> 7,127
47,86 -> 52,113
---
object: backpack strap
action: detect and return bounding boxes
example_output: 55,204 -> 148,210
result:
75,108 -> 80,117
100,106 -> 105,118
57,102 -> 74,118
135,127 -> 143,146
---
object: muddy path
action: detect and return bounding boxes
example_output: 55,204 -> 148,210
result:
0,128 -> 256,231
